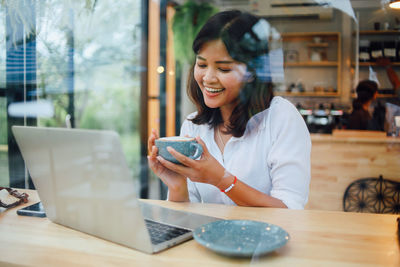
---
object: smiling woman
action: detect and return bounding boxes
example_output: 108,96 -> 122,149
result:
148,10 -> 311,209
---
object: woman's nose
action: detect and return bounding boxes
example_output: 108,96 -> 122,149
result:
203,69 -> 217,83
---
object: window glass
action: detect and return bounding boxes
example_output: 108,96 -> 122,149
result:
2,0 -> 400,197
35,1 -> 142,179
2,0 -> 146,195
170,1 -> 399,136
0,7 -> 8,187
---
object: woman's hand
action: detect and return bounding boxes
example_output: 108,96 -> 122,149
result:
155,136 -> 228,189
147,129 -> 188,201
154,135 -> 288,208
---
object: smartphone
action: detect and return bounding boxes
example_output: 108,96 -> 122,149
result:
17,202 -> 46,218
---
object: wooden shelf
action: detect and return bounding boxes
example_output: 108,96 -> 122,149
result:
378,94 -> 397,98
282,32 -> 341,97
282,32 -> 340,38
275,91 -> 339,97
352,62 -> 400,67
357,30 -> 400,36
285,61 -> 338,67
351,93 -> 397,98
307,43 -> 329,48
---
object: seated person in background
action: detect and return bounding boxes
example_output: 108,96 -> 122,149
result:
347,80 -> 385,131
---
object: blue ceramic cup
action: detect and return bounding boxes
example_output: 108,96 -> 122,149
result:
155,136 -> 203,164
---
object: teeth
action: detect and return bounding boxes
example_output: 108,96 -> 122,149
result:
205,87 -> 224,93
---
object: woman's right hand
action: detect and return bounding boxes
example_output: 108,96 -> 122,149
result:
147,129 -> 188,201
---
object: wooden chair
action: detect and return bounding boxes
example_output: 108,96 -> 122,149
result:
343,175 -> 400,214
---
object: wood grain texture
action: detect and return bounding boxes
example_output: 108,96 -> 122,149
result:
307,133 -> 400,211
0,190 -> 398,267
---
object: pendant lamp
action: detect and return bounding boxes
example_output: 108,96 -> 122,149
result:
390,0 -> 400,9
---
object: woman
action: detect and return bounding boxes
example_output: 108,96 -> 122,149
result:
347,80 -> 384,130
148,10 -> 311,209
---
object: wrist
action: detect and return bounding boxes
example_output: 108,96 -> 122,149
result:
220,176 -> 237,193
168,176 -> 187,193
215,174 -> 237,192
168,188 -> 189,202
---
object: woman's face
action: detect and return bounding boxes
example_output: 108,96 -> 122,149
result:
194,39 -> 247,113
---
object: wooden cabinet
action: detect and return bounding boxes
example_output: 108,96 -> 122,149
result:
276,32 -> 341,97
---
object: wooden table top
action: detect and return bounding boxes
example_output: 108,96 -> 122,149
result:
0,189 -> 399,266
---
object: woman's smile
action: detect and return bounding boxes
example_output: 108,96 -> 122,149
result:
204,86 -> 225,94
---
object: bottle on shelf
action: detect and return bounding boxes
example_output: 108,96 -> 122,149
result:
370,41 -> 383,62
396,41 -> 400,62
383,41 -> 396,61
359,40 -> 371,62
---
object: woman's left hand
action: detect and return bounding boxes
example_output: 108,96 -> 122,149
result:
156,136 -> 226,187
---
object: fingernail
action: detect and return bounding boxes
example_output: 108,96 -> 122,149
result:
156,156 -> 163,161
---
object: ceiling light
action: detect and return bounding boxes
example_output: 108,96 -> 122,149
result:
390,0 -> 400,9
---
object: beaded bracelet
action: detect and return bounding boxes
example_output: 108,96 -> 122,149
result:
220,176 -> 237,193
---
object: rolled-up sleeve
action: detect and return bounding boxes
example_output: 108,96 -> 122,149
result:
267,99 -> 311,209
187,179 -> 201,203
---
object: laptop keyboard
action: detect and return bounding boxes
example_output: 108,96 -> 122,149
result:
145,219 -> 191,245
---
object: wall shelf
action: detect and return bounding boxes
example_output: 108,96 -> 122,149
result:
282,32 -> 341,97
307,43 -> 329,48
285,61 -> 338,67
352,62 -> 400,67
353,27 -> 400,93
282,32 -> 340,38
351,93 -> 397,98
356,30 -> 400,36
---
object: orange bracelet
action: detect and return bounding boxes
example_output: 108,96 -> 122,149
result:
220,176 -> 237,193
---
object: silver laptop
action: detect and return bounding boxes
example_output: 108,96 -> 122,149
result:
12,126 -> 220,254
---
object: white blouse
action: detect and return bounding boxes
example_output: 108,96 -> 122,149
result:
179,96 -> 311,209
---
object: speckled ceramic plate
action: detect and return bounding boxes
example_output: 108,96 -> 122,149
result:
193,220 -> 290,257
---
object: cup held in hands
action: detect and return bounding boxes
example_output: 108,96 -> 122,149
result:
155,136 -> 203,164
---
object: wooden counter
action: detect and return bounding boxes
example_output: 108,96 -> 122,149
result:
307,130 -> 400,211
0,190 -> 399,266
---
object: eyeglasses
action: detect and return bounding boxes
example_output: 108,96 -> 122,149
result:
0,187 -> 29,209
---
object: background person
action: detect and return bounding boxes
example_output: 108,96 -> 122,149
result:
347,80 -> 384,131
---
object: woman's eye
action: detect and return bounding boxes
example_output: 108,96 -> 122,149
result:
218,68 -> 231,73
197,63 -> 207,68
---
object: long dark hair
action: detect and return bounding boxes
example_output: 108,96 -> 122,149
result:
352,80 -> 378,110
187,10 -> 274,137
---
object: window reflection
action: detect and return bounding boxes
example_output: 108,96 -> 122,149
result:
1,0 -> 400,199
2,0 -> 144,194
1,5 -> 8,187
